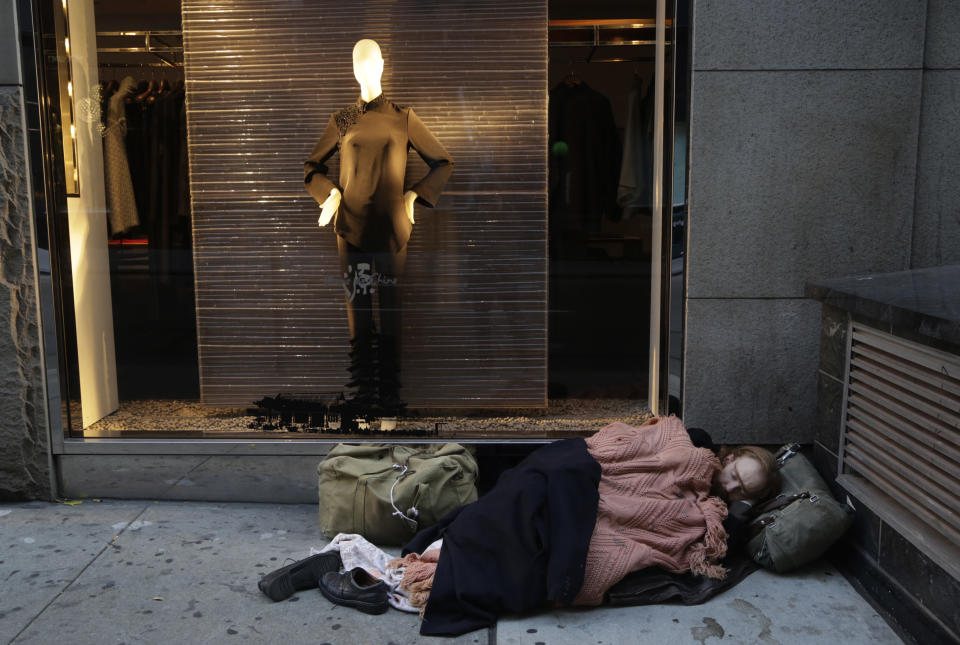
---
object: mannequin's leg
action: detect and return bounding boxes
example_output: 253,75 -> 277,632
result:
337,236 -> 377,406
374,245 -> 407,413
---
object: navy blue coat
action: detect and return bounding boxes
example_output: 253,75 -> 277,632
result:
402,437 -> 601,636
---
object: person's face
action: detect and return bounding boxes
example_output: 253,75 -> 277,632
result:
713,454 -> 766,503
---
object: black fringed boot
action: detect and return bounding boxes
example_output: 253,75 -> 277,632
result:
344,334 -> 379,410
377,333 -> 405,424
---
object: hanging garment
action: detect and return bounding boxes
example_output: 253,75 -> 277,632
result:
146,84 -> 188,295
103,76 -> 140,235
304,94 -> 454,253
617,74 -> 654,217
548,81 -> 622,232
123,86 -> 150,233
117,81 -> 193,313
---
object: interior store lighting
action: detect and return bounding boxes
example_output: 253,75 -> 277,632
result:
57,0 -> 79,195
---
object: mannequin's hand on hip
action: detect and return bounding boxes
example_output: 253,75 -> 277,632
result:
318,188 -> 341,227
404,190 -> 418,225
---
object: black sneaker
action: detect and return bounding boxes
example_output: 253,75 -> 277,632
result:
319,567 -> 390,615
258,551 -> 342,602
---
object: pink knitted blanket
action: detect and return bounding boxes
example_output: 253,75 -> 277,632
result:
573,416 -> 729,605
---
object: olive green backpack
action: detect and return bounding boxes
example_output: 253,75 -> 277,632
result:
317,443 -> 479,545
746,445 -> 854,572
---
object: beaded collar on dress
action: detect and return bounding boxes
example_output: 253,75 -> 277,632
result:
334,94 -> 391,137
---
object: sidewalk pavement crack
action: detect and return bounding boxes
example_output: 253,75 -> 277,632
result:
7,501 -> 153,645
10,456 -> 220,643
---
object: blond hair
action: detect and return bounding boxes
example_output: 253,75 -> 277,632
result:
717,445 -> 781,502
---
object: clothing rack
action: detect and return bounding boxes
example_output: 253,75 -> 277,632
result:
99,62 -> 180,68
548,19 -> 670,63
93,25 -> 656,66
94,24 -> 661,66
96,30 -> 183,68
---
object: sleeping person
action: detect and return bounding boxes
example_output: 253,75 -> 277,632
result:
391,416 -> 780,636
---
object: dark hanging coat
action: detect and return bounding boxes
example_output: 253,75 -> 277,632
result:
548,81 -> 622,232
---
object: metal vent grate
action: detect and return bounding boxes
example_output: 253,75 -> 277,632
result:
840,324 -> 960,546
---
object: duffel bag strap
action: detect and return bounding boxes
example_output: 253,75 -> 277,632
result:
389,464 -> 419,531
775,443 -> 802,466
757,490 -> 811,514
748,491 -> 813,539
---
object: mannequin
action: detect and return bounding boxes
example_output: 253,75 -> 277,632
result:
317,40 -> 419,228
304,39 -> 453,423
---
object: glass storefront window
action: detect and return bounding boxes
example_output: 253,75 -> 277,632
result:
34,0 -> 684,441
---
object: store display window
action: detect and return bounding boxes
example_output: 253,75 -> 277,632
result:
32,0 -> 687,440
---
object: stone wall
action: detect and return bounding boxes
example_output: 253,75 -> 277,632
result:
0,0 -> 51,500
912,0 -> 960,268
682,0 -> 931,442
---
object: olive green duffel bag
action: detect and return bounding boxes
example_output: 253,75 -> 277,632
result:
746,445 -> 854,572
317,443 -> 479,545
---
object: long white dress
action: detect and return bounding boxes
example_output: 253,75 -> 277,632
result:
102,76 -> 140,235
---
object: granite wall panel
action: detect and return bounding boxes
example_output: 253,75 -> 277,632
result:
846,492 -> 883,562
819,304 -> 850,381
830,539 -> 955,645
815,370 -> 844,455
0,86 -> 51,500
912,70 -> 960,269
692,0 -> 925,71
687,69 -> 919,299
878,525 -> 960,639
808,269 -> 960,355
0,0 -> 20,85
924,0 -> 960,69
682,297 -> 820,443
810,440 -> 846,502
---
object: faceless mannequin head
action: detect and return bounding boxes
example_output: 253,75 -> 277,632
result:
352,39 -> 384,96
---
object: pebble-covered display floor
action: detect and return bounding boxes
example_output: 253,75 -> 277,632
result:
70,398 -> 652,439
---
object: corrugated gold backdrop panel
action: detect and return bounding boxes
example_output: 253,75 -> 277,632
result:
182,0 -> 547,406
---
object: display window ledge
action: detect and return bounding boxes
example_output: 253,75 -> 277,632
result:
56,436 -> 557,456
54,398 -> 652,451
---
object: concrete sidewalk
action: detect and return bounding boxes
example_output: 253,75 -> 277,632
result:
0,500 -> 903,645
